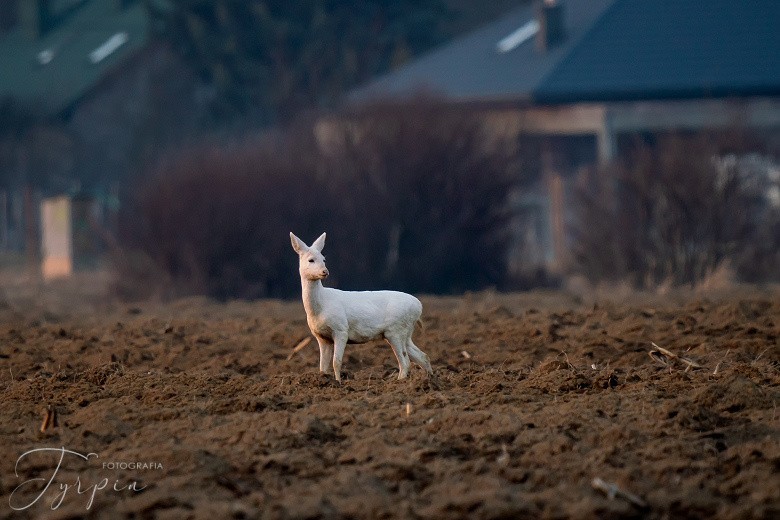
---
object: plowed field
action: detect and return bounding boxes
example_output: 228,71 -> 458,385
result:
1,283 -> 778,519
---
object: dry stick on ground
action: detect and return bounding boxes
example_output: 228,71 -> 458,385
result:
364,371 -> 373,398
649,342 -> 703,372
713,348 -> 731,375
40,404 -> 57,433
752,347 -> 771,365
591,477 -> 648,508
287,337 -> 312,361
560,351 -> 576,370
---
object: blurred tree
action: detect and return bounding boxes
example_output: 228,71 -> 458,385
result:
145,0 -> 448,123
0,99 -> 33,189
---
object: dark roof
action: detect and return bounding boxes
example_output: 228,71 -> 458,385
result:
349,0 -> 780,105
0,1 -> 149,116
537,0 -> 780,102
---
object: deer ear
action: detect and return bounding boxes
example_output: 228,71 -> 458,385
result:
310,232 -> 326,252
290,232 -> 307,255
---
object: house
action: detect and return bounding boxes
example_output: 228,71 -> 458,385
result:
0,0 -> 150,261
0,0 -> 203,274
0,0 -> 149,117
347,0 -> 780,273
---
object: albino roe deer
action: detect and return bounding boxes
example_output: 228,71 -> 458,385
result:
290,232 -> 433,382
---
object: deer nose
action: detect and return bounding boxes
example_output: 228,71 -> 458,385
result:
322,269 -> 329,278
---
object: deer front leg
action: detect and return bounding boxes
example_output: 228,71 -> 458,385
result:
314,334 -> 334,374
332,331 -> 348,383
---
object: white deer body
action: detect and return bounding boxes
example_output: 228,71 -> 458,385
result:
291,232 -> 433,382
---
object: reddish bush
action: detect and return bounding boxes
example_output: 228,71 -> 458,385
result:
120,135 -> 324,299
316,100 -> 525,293
119,100 -> 524,299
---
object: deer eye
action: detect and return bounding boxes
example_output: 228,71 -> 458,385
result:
308,259 -> 314,263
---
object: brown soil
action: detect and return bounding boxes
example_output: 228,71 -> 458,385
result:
1,282 -> 778,519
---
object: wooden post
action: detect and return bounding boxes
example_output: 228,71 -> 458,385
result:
40,196 -> 73,279
541,139 -> 566,272
597,110 -> 617,164
548,172 -> 565,271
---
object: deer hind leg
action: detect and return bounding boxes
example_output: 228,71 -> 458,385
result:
385,332 -> 411,380
407,339 -> 433,375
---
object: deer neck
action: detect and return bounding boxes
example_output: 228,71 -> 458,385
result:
301,277 -> 325,316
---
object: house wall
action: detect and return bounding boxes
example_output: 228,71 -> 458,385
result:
67,43 -> 204,191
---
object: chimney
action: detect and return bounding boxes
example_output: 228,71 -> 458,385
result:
536,0 -> 565,52
18,0 -> 53,39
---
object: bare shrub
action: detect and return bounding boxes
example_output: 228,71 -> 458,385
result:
571,132 -> 779,288
317,100 -> 526,293
119,134 -> 324,299
119,100 -> 524,299
723,153 -> 780,282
